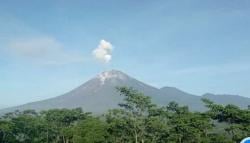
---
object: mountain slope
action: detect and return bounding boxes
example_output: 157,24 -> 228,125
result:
159,87 -> 206,111
1,70 -> 250,114
202,93 -> 250,109
1,70 -> 162,114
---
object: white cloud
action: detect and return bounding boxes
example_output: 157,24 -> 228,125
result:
92,40 -> 113,63
7,37 -> 83,65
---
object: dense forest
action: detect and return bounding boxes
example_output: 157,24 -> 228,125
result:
0,87 -> 250,143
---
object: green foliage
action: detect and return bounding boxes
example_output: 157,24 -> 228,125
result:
73,117 -> 107,143
202,98 -> 250,142
0,87 -> 249,143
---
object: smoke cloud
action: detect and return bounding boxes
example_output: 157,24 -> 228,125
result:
92,40 -> 113,63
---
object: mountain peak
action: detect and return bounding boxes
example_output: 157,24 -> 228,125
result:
1,69 -> 250,115
97,70 -> 128,84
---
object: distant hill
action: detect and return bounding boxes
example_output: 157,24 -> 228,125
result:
202,93 -> 250,108
1,70 -> 250,114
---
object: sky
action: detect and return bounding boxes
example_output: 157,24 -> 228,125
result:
0,0 -> 250,108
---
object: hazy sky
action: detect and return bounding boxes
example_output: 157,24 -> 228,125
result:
0,0 -> 250,107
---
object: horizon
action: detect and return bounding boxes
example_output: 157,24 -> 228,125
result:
0,0 -> 250,108
1,68 -> 249,109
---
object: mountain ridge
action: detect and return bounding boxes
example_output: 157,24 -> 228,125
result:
1,69 -> 250,114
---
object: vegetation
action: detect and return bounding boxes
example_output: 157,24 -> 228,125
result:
0,87 -> 249,143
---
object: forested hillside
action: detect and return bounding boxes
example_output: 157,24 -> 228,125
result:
0,87 -> 249,143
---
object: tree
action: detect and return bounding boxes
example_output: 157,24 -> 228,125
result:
0,87 -> 249,143
107,87 -> 156,143
73,117 -> 108,143
0,120 -> 13,143
202,98 -> 250,142
41,108 -> 90,143
165,102 -> 212,143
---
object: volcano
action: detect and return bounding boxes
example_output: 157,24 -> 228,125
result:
1,70 -> 250,114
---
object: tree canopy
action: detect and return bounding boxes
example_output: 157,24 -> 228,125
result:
0,87 -> 249,143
